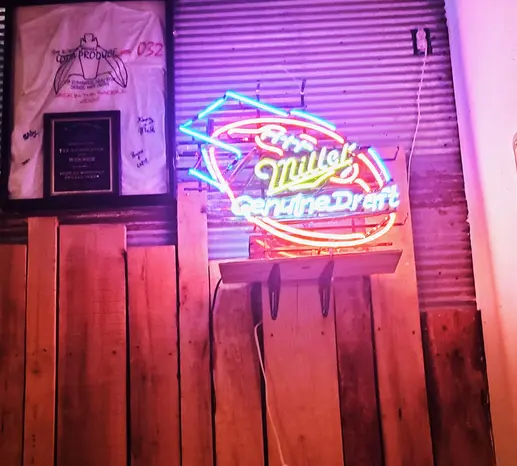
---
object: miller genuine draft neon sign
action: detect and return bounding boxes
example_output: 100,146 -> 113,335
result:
180,91 -> 400,249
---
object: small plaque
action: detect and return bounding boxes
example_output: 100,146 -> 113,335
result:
44,111 -> 120,198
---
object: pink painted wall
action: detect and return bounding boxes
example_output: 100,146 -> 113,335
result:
445,1 -> 517,464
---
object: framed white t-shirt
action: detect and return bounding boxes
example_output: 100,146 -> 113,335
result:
7,1 -> 170,203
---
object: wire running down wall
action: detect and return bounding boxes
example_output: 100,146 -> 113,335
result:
174,0 -> 476,311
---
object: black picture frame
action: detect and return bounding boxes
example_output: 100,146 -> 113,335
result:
43,110 -> 120,208
0,0 -> 176,214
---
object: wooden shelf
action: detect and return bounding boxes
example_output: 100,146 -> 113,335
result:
219,249 -> 402,284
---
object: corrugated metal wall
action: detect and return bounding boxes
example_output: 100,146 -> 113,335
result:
0,206 -> 176,246
174,0 -> 476,311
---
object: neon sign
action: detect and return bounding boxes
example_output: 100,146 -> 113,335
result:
180,91 -> 399,250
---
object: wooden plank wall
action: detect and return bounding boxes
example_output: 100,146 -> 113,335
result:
57,225 -> 128,466
423,309 -> 495,466
370,149 -> 434,466
262,282 -> 344,466
0,244 -> 27,465
128,247 -> 180,466
24,218 -> 58,466
177,185 -> 213,466
334,277 -> 383,466
209,263 -> 264,466
0,209 -> 496,466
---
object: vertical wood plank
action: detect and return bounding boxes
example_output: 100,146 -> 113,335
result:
334,277 -> 383,466
209,263 -> 264,466
423,309 -> 495,466
0,245 -> 27,466
370,151 -> 433,466
262,282 -> 344,466
177,184 -> 213,466
57,225 -> 127,466
24,218 -> 58,466
128,246 -> 180,466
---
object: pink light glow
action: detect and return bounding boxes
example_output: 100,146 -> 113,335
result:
358,153 -> 385,189
246,213 -> 396,248
211,117 -> 345,144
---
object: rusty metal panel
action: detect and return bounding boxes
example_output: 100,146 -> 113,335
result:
0,206 -> 176,246
175,0 -> 476,311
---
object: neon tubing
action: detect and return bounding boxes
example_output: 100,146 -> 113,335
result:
357,153 -> 384,189
290,109 -> 336,131
197,97 -> 226,120
247,213 -> 396,248
208,147 -> 228,188
355,178 -> 372,193
299,133 -> 318,145
255,135 -> 284,157
179,125 -> 242,158
201,148 -> 221,186
189,168 -> 225,191
261,217 -> 365,240
228,124 -> 287,137
255,239 -> 297,258
368,147 -> 391,182
329,163 -> 359,185
211,118 -> 345,145
181,93 -> 397,250
267,170 -> 336,196
226,91 -> 289,117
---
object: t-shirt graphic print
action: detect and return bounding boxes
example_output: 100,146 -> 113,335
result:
10,1 -> 168,199
54,33 -> 129,94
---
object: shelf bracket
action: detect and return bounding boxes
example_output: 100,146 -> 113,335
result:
268,263 -> 281,320
319,261 -> 334,317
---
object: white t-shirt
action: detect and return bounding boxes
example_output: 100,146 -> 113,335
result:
10,1 -> 168,199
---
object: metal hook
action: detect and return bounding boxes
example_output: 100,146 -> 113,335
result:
268,264 -> 281,320
300,79 -> 307,108
319,261 -> 334,317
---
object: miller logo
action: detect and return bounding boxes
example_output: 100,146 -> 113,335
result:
54,33 -> 128,93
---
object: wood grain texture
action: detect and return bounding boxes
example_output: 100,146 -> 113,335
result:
334,277 -> 383,466
220,250 -> 401,283
24,218 -> 58,466
57,225 -> 127,466
177,184 -> 213,466
370,151 -> 433,466
128,246 -> 180,466
423,309 -> 495,466
209,263 -> 264,466
0,245 -> 27,466
262,282 -> 344,466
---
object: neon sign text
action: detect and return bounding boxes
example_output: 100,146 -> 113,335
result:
231,186 -> 400,219
254,146 -> 356,195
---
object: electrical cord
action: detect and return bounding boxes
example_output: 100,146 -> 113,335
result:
210,277 -> 223,313
210,277 -> 287,464
407,41 -> 429,186
254,321 -> 288,466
